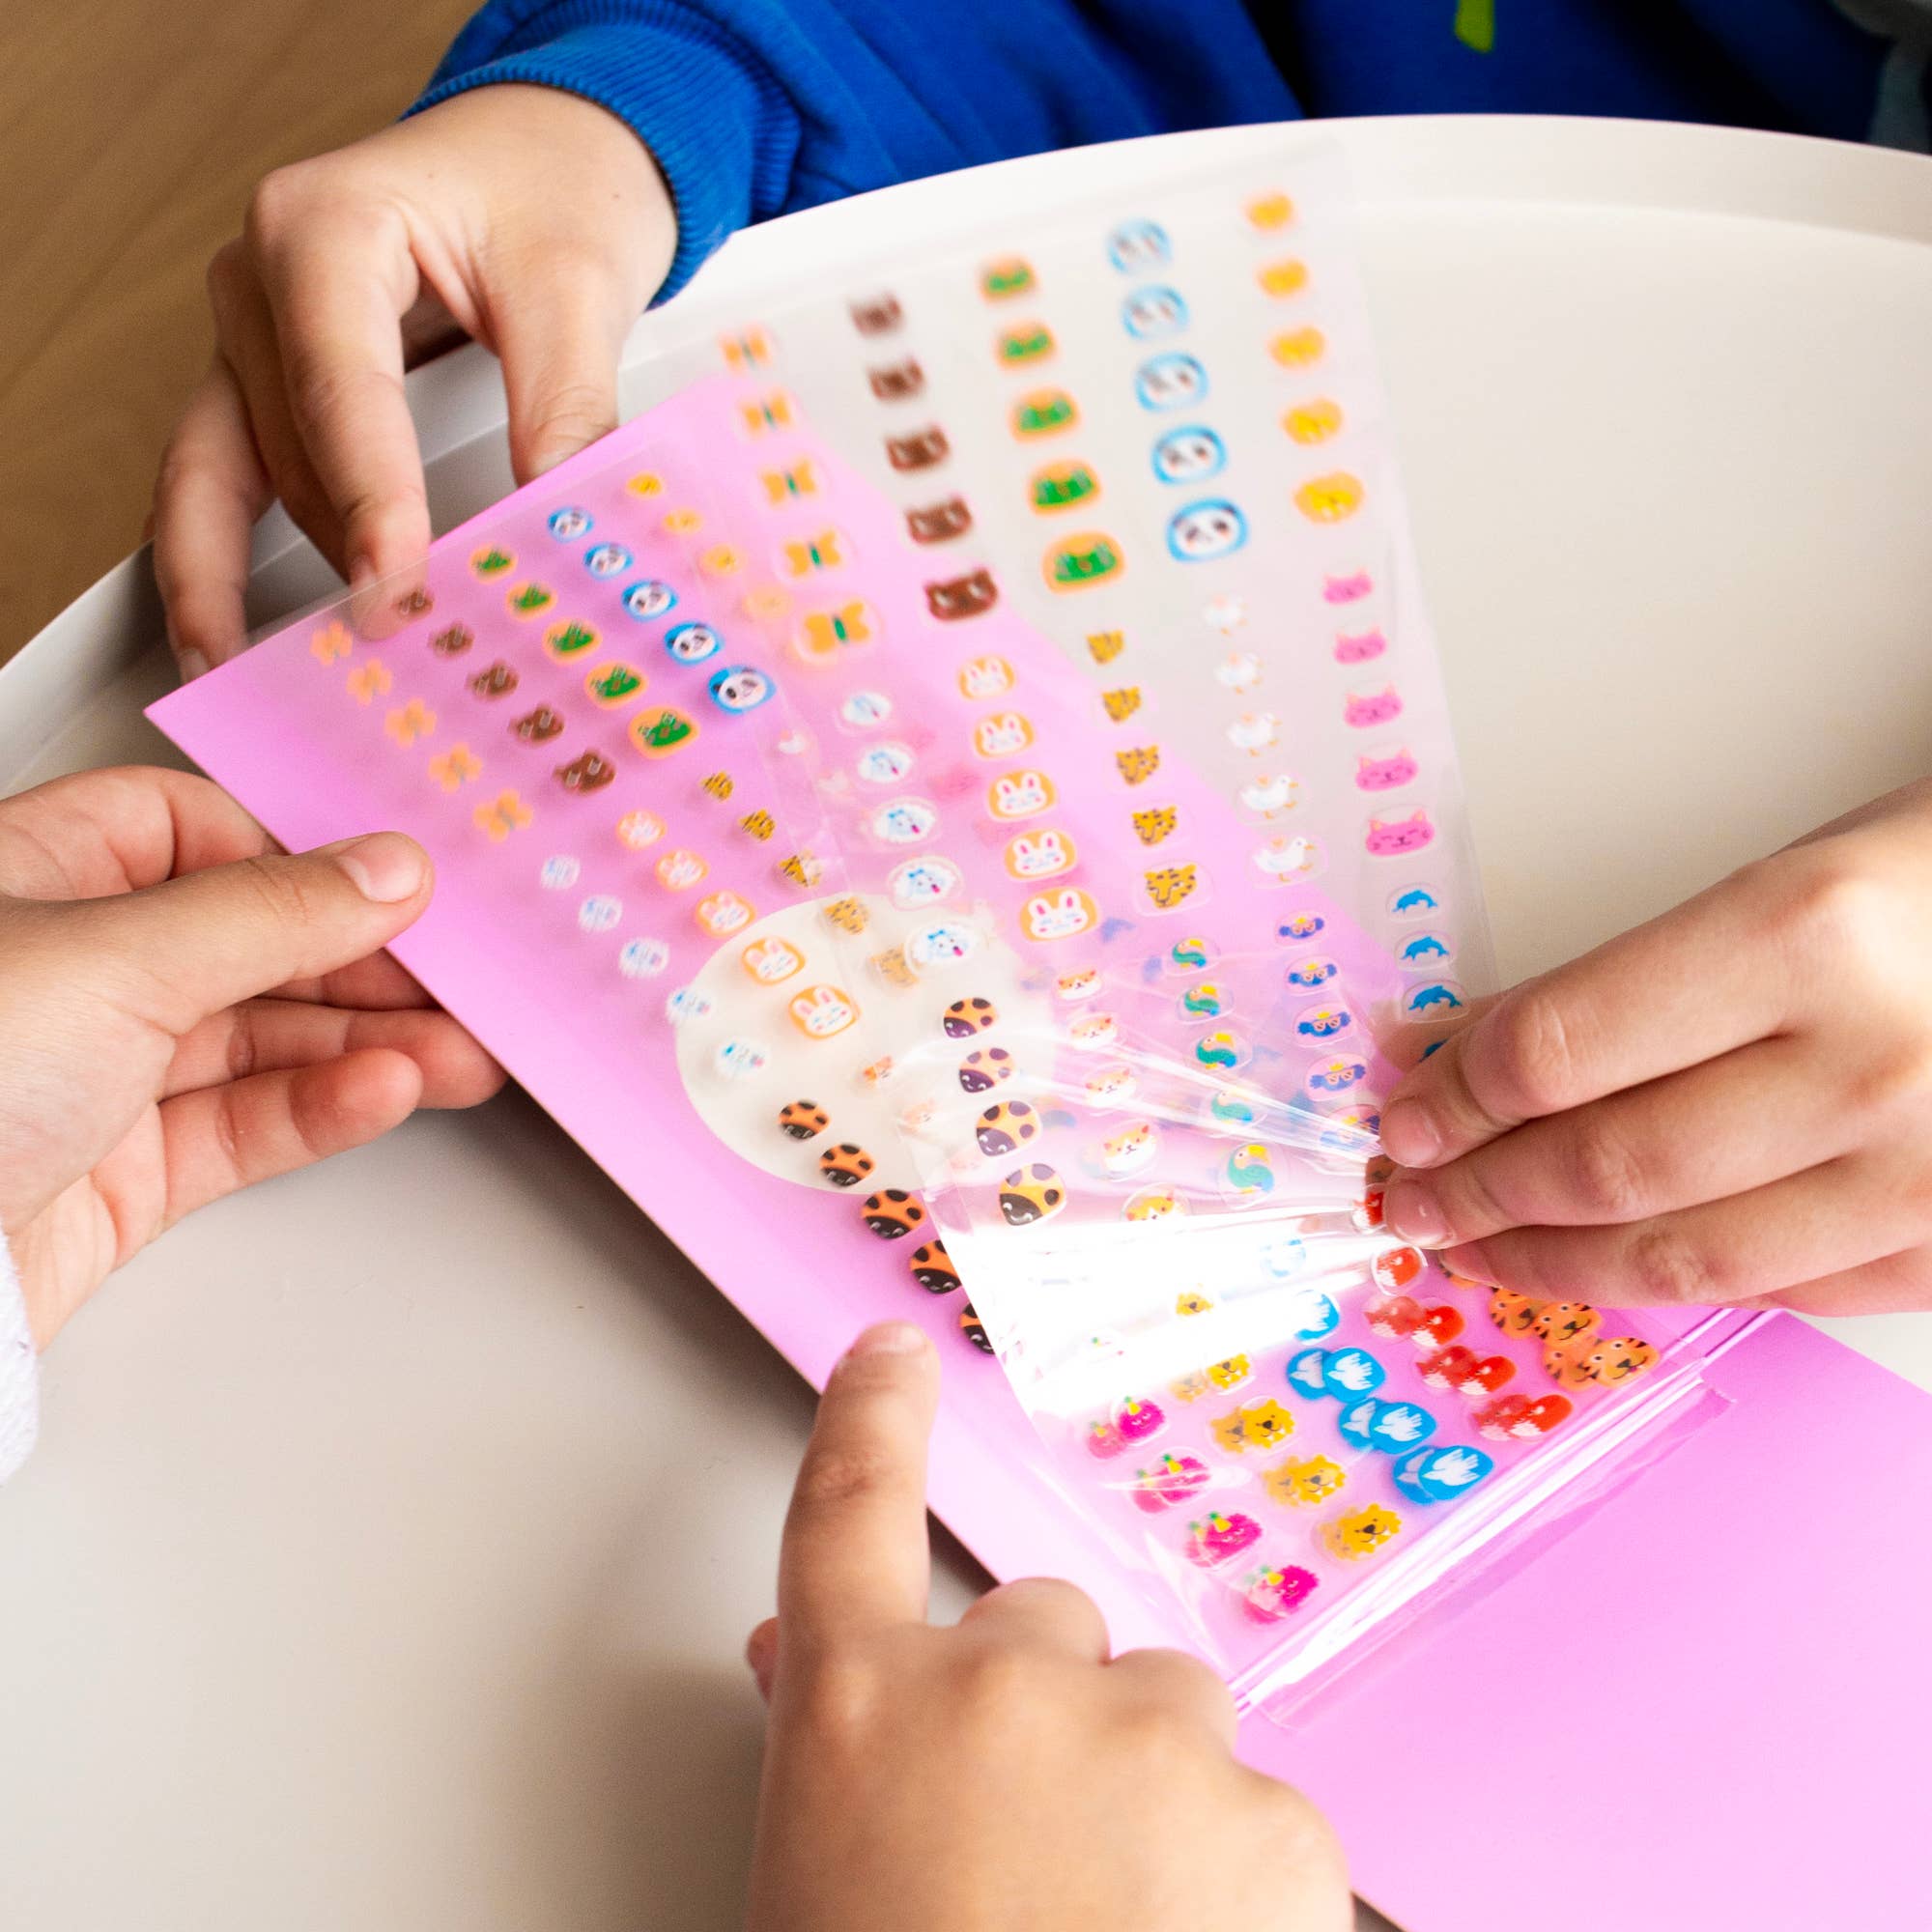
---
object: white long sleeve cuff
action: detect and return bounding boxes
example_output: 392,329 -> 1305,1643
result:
0,1224 -> 38,1482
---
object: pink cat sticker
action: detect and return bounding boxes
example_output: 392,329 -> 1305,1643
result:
1365,810 -> 1435,857
1344,687 -> 1403,728
1355,750 -> 1418,791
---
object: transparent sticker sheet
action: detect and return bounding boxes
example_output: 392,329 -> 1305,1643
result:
687,151 -> 1738,1709
152,141 -> 1751,1717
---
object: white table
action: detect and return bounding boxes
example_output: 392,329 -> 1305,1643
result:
3,117 -> 1930,1931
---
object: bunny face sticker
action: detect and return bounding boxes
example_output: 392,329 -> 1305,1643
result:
1021,889 -> 1100,942
973,712 -> 1035,759
1005,829 -> 1076,880
1151,426 -> 1225,485
988,769 -> 1055,819
789,984 -> 859,1039
1167,499 -> 1247,563
1134,354 -> 1208,412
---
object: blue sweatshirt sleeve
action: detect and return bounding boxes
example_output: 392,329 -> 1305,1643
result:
410,1 -> 1296,300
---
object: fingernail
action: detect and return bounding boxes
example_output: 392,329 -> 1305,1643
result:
1382,1180 -> 1448,1247
845,1321 -> 928,1359
329,832 -> 428,903
178,648 -> 211,683
1380,1100 -> 1441,1167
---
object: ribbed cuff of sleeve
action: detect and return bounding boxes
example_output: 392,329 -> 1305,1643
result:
409,15 -> 791,302
0,1224 -> 39,1484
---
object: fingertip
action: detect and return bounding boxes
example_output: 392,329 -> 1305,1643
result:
326,830 -> 432,905
745,1616 -> 780,1702
309,1044 -> 426,1145
843,1321 -> 931,1362
1379,1097 -> 1442,1168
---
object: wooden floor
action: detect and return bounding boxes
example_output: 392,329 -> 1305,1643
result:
0,0 -> 474,661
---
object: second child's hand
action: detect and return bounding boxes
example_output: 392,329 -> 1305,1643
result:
152,85 -> 675,677
741,1322 -> 1351,1932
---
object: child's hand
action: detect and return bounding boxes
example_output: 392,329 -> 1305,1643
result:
153,85 -> 674,678
742,1322 -> 1350,1932
1380,779 -> 1932,1316
0,767 -> 502,1346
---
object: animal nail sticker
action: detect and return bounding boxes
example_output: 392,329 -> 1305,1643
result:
980,257 -> 1036,299
1106,219 -> 1171,272
1134,353 -> 1208,411
999,1162 -> 1066,1226
1031,462 -> 1100,513
1242,1565 -> 1320,1624
906,497 -> 972,543
630,708 -> 698,757
996,323 -> 1055,365
1167,499 -> 1247,562
1185,1510 -> 1263,1569
1121,285 -> 1188,338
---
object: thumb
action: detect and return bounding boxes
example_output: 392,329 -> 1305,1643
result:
67,831 -> 433,1032
492,261 -> 633,484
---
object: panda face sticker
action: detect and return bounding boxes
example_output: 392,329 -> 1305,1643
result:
548,507 -> 591,540
1107,219 -> 1171,273
1121,285 -> 1187,339
584,543 -> 631,578
1167,499 -> 1248,563
1134,354 -> 1208,412
1151,426 -> 1226,486
664,622 -> 721,664
707,665 -> 773,713
624,580 -> 677,621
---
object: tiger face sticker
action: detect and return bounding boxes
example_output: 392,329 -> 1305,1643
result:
1142,865 -> 1199,911
1116,747 -> 1160,786
1132,807 -> 1177,845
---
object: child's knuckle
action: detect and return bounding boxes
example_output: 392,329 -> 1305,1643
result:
789,1443 -> 900,1519
1627,1226 -> 1722,1305
1566,1119 -> 1650,1221
244,162 -> 325,245
1483,988 -> 1577,1118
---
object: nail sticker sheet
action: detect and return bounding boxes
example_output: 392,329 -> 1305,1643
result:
151,144 -> 1751,1714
